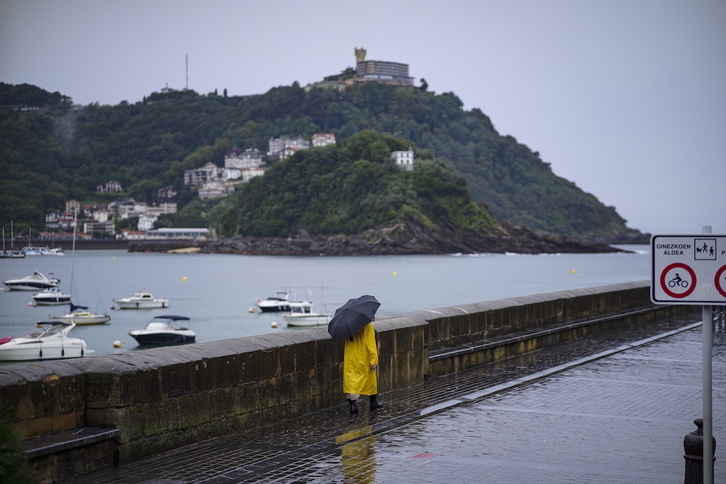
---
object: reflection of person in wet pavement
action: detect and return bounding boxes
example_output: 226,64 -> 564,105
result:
343,322 -> 383,414
341,435 -> 376,483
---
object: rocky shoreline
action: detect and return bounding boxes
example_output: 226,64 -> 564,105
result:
39,222 -> 648,256
126,222 -> 647,256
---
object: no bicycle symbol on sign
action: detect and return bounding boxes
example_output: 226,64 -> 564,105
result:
651,234 -> 726,305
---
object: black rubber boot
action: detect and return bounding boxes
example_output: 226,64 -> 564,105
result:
369,394 -> 383,411
348,398 -> 359,414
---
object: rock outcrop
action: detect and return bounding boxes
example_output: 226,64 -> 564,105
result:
200,219 -> 624,256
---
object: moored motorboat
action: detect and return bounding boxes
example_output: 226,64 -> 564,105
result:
114,290 -> 169,309
0,321 -> 91,361
129,315 -> 196,346
50,302 -> 111,325
283,301 -> 331,327
3,271 -> 60,291
256,291 -> 315,313
21,245 -> 63,256
256,291 -> 293,312
31,287 -> 71,305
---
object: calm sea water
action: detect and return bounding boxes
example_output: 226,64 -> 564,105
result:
0,246 -> 650,361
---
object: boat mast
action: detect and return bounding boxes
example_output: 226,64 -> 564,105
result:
69,209 -> 78,305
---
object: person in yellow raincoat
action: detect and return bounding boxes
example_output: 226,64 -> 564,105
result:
343,322 -> 383,414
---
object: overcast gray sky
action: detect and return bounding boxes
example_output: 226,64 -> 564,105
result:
1,0 -> 724,236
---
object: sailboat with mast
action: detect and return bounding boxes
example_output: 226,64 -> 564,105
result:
1,221 -> 25,259
49,211 -> 111,325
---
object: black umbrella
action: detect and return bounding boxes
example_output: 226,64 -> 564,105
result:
328,295 -> 381,340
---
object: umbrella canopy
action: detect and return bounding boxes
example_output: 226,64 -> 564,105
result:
328,295 -> 381,340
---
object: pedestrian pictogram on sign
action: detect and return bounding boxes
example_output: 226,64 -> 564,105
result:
651,234 -> 726,305
695,238 -> 717,260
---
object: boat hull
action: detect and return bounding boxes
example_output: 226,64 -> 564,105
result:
5,282 -> 57,291
284,314 -> 331,326
114,299 -> 169,309
4,272 -> 60,291
0,340 -> 88,361
257,302 -> 291,312
51,313 -> 111,325
129,332 -> 195,346
32,296 -> 71,305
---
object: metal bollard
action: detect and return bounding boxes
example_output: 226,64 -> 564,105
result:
684,418 -> 716,483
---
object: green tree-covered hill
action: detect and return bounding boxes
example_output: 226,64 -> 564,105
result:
0,82 -> 644,243
219,130 -> 500,237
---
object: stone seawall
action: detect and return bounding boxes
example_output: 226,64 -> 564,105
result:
0,281 -> 698,482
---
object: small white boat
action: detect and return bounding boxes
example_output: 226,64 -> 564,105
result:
32,287 -> 71,305
0,321 -> 91,361
283,301 -> 331,327
50,303 -> 111,325
4,271 -> 61,291
114,290 -> 170,309
129,315 -> 196,346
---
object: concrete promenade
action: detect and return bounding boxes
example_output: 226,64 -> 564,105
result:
66,315 -> 725,483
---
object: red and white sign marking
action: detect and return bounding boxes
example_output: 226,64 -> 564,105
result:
651,235 -> 726,305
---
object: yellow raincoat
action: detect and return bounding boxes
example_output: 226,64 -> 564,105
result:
343,323 -> 379,396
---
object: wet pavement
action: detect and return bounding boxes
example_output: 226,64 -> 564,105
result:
66,313 -> 726,484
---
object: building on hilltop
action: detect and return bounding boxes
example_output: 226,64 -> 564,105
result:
391,148 -> 414,171
307,48 -> 415,91
355,47 -> 414,86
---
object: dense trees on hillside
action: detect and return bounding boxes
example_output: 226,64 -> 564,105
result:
0,83 -> 72,108
218,131 -> 499,237
0,81 -> 634,240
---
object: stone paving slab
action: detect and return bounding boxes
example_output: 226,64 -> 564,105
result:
242,329 -> 725,484
66,316 -> 725,483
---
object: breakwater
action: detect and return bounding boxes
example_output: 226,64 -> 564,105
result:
1,281 -> 698,482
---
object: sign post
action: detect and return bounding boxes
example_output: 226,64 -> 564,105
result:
651,230 -> 725,484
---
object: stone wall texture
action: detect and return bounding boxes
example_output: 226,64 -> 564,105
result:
0,281 -> 697,481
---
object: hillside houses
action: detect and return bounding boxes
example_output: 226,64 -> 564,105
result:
41,131 -> 413,239
267,136 -> 309,159
96,180 -> 122,193
44,194 -> 179,238
184,134 -> 338,200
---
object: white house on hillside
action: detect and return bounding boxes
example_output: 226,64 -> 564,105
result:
241,166 -> 265,182
268,136 -> 310,159
199,180 -> 234,200
312,133 -> 336,147
225,148 -> 263,169
184,162 -> 220,186
138,213 -> 158,231
391,148 -> 414,171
